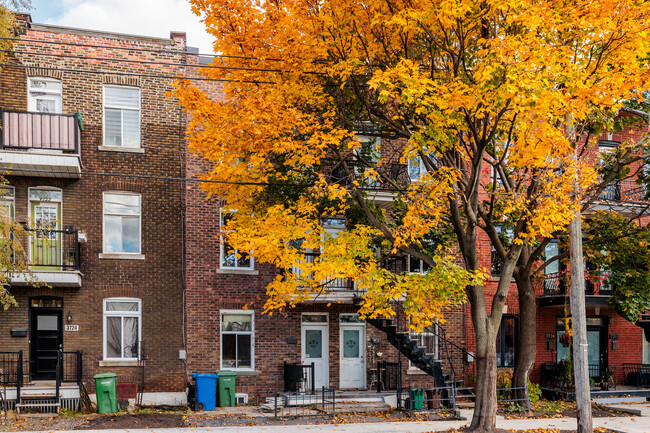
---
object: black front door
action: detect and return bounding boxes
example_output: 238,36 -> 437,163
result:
30,300 -> 63,380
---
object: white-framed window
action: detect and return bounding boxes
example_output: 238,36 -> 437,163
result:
221,310 -> 254,370
408,255 -> 431,273
28,77 -> 62,114
103,298 -> 141,360
103,85 -> 141,148
408,157 -> 426,182
355,135 -> 381,187
0,186 -> 15,220
409,319 -> 439,369
643,333 -> 650,364
219,212 -> 253,270
103,192 -> 141,254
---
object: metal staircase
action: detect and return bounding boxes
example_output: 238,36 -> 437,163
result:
365,317 -> 446,387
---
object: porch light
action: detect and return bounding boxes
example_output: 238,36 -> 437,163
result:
67,311 -> 72,322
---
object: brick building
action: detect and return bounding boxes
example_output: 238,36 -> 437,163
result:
180,53 -> 469,402
0,15 -> 187,409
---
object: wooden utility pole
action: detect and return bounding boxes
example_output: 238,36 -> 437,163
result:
567,114 -> 593,432
569,212 -> 593,433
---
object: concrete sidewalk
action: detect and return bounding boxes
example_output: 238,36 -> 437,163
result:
13,415 -> 647,433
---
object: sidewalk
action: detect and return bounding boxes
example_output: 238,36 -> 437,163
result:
10,415 -> 646,433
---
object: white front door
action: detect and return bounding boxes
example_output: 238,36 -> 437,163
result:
340,323 -> 366,389
301,321 -> 329,390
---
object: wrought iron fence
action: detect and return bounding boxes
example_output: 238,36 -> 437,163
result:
283,361 -> 315,394
60,351 -> 83,384
497,386 -> 531,412
397,385 -> 457,416
273,387 -> 335,419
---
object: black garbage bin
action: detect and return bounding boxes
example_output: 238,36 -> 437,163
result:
283,362 -> 304,392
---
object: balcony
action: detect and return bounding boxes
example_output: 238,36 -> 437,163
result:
292,251 -> 355,302
592,180 -> 649,215
328,161 -> 410,208
535,269 -> 612,307
10,227 -> 82,288
0,109 -> 82,178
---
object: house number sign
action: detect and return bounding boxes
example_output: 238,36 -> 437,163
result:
65,325 -> 79,331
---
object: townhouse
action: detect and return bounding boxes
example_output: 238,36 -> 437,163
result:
0,14 -> 187,409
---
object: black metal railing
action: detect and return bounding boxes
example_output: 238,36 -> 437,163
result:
599,180 -> 649,203
0,351 -> 23,403
397,385 -> 457,415
14,227 -> 80,270
273,387 -> 335,419
536,270 -> 612,298
0,109 -> 80,153
623,363 -> 650,388
60,351 -> 83,384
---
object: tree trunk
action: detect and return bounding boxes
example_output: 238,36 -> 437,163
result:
469,329 -> 499,432
513,248 -> 537,403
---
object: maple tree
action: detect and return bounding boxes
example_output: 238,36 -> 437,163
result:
177,1 -> 650,431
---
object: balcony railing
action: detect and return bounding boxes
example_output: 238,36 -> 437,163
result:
292,252 -> 354,291
599,180 -> 648,203
0,109 -> 80,153
12,227 -> 81,271
535,269 -> 612,298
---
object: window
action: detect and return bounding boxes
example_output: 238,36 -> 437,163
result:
490,225 -> 513,276
408,157 -> 426,182
496,315 -> 516,368
221,311 -> 254,370
0,186 -> 15,220
409,321 -> 438,369
355,135 -> 381,187
103,85 -> 140,148
409,255 -> 431,273
220,212 -> 253,269
28,77 -> 62,114
598,140 -> 620,200
103,298 -> 141,360
103,192 -> 141,254
643,333 -> 650,365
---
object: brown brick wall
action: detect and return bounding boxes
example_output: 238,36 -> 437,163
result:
0,22 -> 187,393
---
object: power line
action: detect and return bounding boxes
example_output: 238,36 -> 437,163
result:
0,36 -> 330,64
0,49 -> 327,75
2,167 -> 405,192
0,62 -> 277,85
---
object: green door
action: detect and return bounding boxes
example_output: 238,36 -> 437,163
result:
30,201 -> 61,269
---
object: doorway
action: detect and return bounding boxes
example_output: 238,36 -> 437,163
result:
29,297 -> 63,380
301,314 -> 329,389
339,314 -> 366,389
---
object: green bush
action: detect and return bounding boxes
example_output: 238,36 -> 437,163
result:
528,381 -> 541,404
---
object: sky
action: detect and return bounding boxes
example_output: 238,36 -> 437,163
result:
26,0 -> 215,54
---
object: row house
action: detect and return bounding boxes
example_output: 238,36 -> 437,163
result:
0,15 -> 187,410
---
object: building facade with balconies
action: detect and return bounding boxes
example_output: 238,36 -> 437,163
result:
0,15 -> 187,410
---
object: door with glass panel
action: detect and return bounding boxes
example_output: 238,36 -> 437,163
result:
29,188 -> 62,270
29,298 -> 63,380
339,314 -> 366,389
301,314 -> 329,390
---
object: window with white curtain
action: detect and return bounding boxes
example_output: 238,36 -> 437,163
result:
103,192 -> 141,253
221,311 -> 254,369
103,298 -> 141,360
103,86 -> 140,148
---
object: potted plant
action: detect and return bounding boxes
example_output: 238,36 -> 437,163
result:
600,368 -> 614,391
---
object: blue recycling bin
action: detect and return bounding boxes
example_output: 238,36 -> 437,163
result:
192,373 -> 219,411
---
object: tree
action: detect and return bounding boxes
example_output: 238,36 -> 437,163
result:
512,112 -> 650,400
177,1 -> 650,431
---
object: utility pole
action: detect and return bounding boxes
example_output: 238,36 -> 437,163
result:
568,116 -> 593,433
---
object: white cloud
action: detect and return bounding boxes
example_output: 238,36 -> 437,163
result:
43,0 -> 215,54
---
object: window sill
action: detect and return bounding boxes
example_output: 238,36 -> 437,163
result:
224,370 -> 259,376
99,253 -> 145,260
99,359 -> 140,367
216,268 -> 258,276
98,146 -> 145,154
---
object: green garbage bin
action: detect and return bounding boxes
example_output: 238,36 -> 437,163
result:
216,370 -> 237,407
410,388 -> 424,410
93,372 -> 118,414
